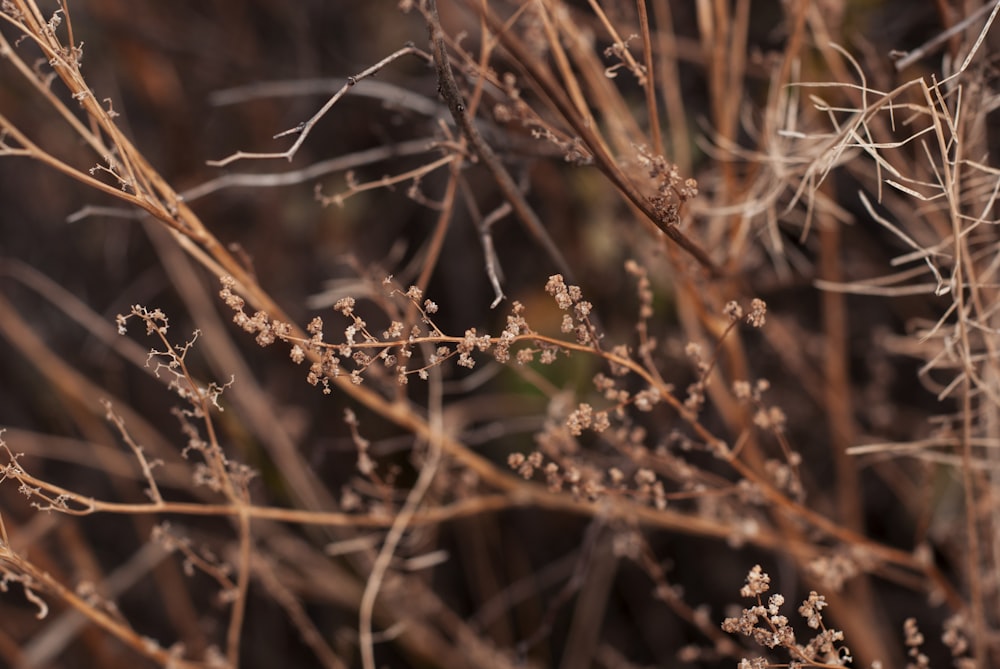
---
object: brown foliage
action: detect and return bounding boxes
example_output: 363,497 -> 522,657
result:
0,1 -> 998,667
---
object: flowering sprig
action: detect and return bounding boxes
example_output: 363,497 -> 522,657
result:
722,565 -> 852,668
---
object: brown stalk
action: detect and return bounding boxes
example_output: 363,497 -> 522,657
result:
467,0 -> 719,275
5,1 -> 998,666
634,0 -> 664,157
423,0 -> 578,284
574,0 -> 647,150
650,0 -> 690,173
0,543 -> 205,669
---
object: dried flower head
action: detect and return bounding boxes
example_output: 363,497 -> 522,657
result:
747,298 -> 767,328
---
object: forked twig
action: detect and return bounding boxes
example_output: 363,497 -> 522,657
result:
207,45 -> 432,167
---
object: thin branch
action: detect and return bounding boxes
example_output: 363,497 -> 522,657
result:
359,334 -> 446,669
635,0 -> 663,157
893,0 -> 1000,71
422,0 -> 579,284
207,45 -> 432,167
471,1 -> 719,274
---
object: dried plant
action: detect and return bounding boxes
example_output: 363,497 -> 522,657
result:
0,0 -> 999,668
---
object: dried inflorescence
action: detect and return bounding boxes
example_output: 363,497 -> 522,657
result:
747,298 -> 767,328
2,0 -> 994,666
492,282 -> 784,524
222,275 -> 594,391
546,274 -> 598,347
903,617 -> 930,669
635,144 -> 699,223
221,270 -> 722,400
722,565 -> 852,668
117,306 -> 234,418
941,614 -> 975,668
116,305 -> 255,500
224,271 -> 743,536
506,446 -> 667,509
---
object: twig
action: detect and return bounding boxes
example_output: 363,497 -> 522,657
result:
211,77 -> 442,118
101,401 -> 164,504
478,199 -> 511,309
893,0 -> 1000,71
412,157 -> 463,302
358,336 -> 446,669
470,1 -> 719,275
252,555 -> 347,669
314,153 -> 457,208
635,0 -> 664,157
0,539 -> 202,668
422,0 -> 579,284
207,45 -> 432,167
